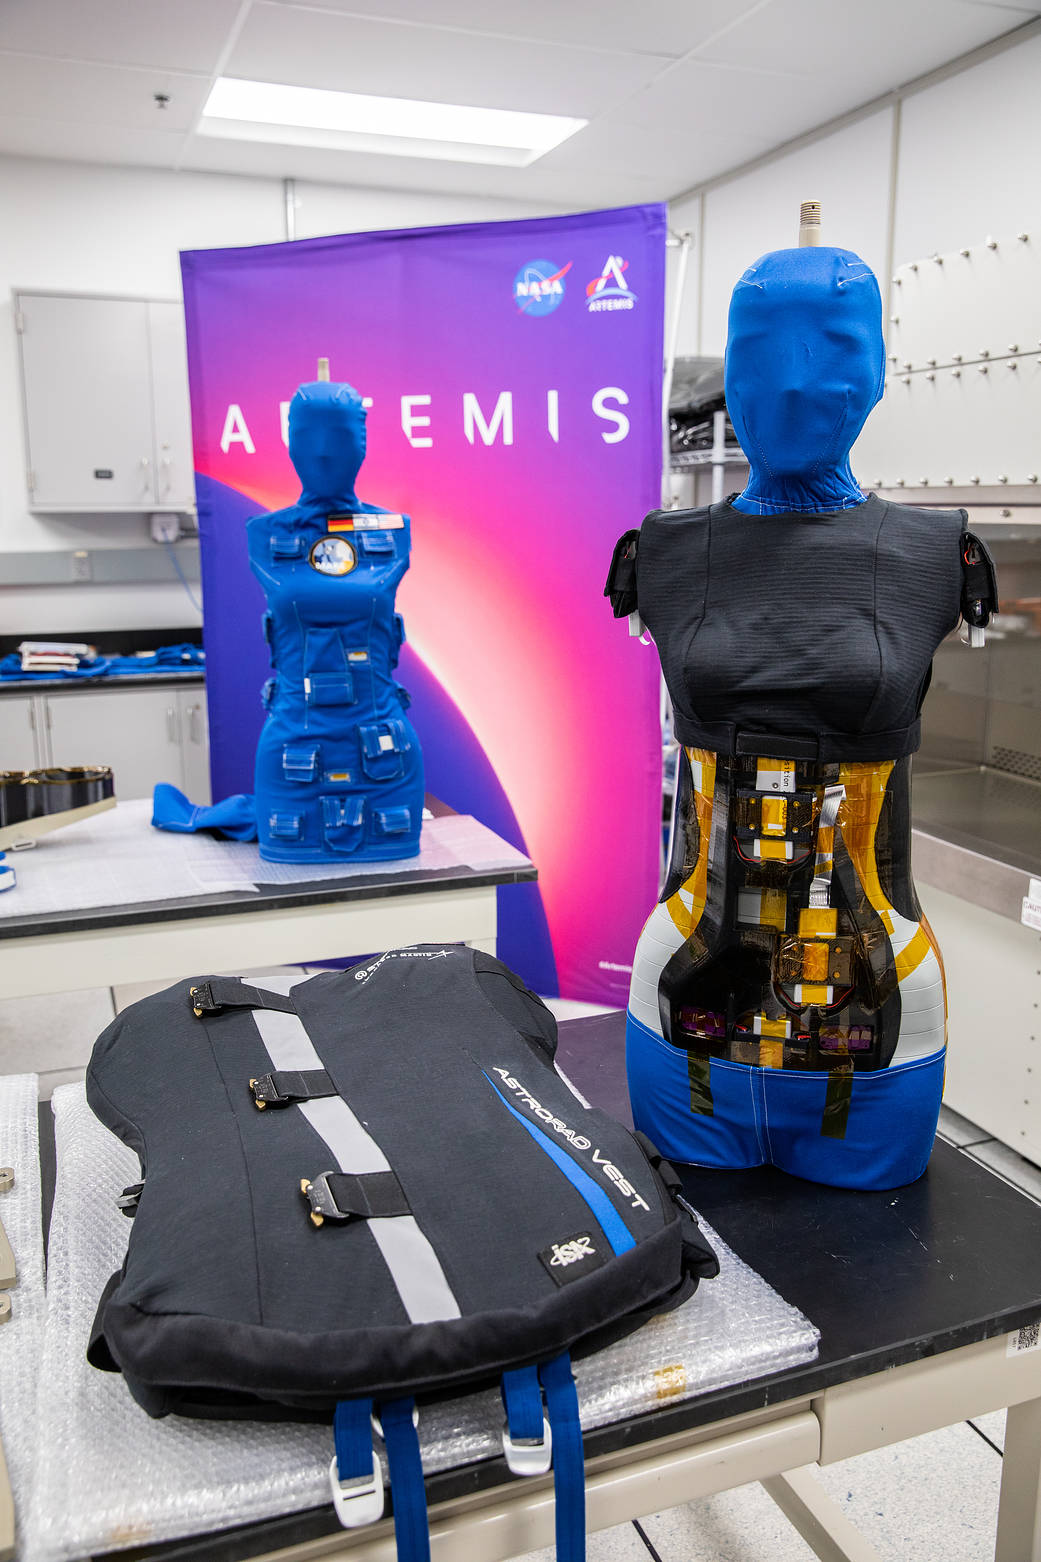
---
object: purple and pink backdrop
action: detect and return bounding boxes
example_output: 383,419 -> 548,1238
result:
180,203 -> 664,1001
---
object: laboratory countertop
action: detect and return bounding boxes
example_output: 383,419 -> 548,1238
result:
0,670 -> 205,695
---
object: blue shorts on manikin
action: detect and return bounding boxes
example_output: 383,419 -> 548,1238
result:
626,1011 -> 945,1191
248,380 -> 423,864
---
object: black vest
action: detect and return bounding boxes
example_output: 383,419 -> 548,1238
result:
634,496 -> 965,762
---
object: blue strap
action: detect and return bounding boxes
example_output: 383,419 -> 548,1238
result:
380,1397 -> 430,1562
333,1398 -> 373,1482
502,1365 -> 544,1442
540,1353 -> 585,1562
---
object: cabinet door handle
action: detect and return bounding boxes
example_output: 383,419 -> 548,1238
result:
166,706 -> 179,743
160,455 -> 172,497
45,702 -> 52,729
141,456 -> 152,494
186,703 -> 203,745
28,704 -> 34,731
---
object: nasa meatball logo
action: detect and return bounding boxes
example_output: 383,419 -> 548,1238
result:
513,258 -> 573,316
309,536 -> 357,576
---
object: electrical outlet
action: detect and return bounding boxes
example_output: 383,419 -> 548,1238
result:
150,513 -> 180,544
70,551 -> 92,582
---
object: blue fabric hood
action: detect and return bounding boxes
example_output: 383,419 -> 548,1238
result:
724,246 -> 885,514
288,380 -> 367,509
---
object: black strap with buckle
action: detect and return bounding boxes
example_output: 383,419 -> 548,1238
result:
250,1069 -> 336,1109
604,530 -> 640,618
116,1182 -> 144,1217
961,531 -> 999,628
300,1170 -> 411,1227
189,978 -> 297,1018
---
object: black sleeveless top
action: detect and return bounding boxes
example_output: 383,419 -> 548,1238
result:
618,496 -> 969,763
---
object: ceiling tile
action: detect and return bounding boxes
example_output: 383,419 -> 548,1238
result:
694,0 -> 1030,91
0,114 -> 188,172
0,0 -> 243,75
265,0 -> 767,58
223,3 -> 671,116
179,128 -> 663,206
0,54 -> 209,134
609,52 -> 863,177
534,111 -> 765,197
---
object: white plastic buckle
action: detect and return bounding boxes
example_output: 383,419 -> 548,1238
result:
501,1414 -> 553,1476
328,1451 -> 384,1529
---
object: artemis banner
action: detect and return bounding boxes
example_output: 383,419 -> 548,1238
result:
181,203 -> 665,1001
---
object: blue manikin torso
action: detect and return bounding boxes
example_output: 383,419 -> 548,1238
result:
724,246 -> 886,515
247,381 -> 423,862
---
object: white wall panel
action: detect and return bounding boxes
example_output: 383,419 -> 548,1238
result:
894,30 -> 1041,266
667,191 -> 704,360
291,180 -> 558,239
696,108 -> 893,356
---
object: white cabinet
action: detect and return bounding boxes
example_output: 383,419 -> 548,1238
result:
147,301 -> 195,511
0,696 -> 39,772
42,685 -> 210,803
16,292 -> 195,513
178,690 -> 211,804
46,688 -> 184,800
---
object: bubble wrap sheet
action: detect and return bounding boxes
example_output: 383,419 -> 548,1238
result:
0,1076 -> 45,1553
27,1085 -> 819,1562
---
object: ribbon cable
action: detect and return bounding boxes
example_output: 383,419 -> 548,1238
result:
540,1353 -> 585,1562
808,784 -> 845,909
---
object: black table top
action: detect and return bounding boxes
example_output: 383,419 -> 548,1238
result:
1,797 -> 536,941
73,1010 -> 1041,1562
0,672 -> 205,696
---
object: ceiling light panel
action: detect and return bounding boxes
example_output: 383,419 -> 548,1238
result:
200,77 -> 586,164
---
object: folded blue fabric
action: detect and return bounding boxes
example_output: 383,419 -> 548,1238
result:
152,783 -> 257,841
0,644 -> 204,681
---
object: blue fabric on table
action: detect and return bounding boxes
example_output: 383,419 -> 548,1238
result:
151,783 -> 256,841
0,645 -> 204,681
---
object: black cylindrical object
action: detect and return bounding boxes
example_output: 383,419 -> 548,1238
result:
28,766 -> 114,817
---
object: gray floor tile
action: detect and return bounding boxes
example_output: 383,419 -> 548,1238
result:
113,965 -> 310,1013
937,1105 -> 991,1147
963,1139 -> 1041,1204
112,979 -> 178,1012
815,1420 -> 1002,1562
641,1421 -> 1001,1562
640,1481 -> 818,1560
0,987 -> 113,1073
542,998 -> 617,1022
508,1521 -> 651,1562
968,1409 -> 1006,1454
38,1065 -> 87,1100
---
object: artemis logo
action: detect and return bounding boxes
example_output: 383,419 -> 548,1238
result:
587,255 -> 637,313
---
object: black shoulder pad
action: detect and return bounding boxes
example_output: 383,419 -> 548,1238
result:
605,530 -> 640,618
961,531 -> 999,628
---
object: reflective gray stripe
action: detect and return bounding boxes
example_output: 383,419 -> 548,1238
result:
250,998 -> 461,1324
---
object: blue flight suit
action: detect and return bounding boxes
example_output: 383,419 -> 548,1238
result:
247,380 -> 423,863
